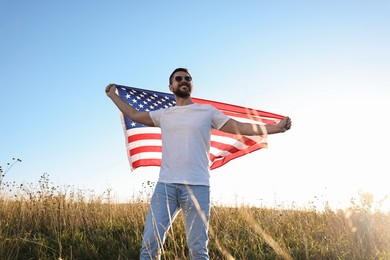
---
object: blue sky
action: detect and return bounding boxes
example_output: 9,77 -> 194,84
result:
1,1 -> 389,210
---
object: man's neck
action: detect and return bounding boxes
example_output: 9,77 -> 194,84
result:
174,96 -> 193,106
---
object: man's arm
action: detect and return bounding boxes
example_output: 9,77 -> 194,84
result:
219,116 -> 291,136
105,84 -> 155,127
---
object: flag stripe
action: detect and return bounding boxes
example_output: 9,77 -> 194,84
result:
131,158 -> 162,169
130,146 -> 162,156
128,133 -> 161,142
128,139 -> 161,150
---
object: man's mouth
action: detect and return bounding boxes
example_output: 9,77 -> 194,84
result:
179,83 -> 191,90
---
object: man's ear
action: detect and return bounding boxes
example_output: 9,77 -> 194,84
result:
169,84 -> 173,92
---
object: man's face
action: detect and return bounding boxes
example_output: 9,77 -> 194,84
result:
170,71 -> 193,98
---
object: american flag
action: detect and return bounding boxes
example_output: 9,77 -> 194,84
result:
116,85 -> 285,171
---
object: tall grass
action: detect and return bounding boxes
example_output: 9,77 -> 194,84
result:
1,165 -> 390,259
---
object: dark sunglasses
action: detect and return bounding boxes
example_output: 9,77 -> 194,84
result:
174,76 -> 192,82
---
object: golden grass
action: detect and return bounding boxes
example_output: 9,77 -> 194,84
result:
1,189 -> 389,259
1,170 -> 389,259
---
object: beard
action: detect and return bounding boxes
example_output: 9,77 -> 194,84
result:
173,82 -> 192,98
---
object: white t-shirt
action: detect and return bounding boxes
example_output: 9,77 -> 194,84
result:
149,103 -> 230,186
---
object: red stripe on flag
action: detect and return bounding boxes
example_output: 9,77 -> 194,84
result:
130,146 -> 162,156
128,133 -> 161,143
131,159 -> 162,169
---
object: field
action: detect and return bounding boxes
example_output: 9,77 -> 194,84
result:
1,167 -> 390,259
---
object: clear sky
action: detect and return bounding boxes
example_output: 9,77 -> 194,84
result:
1,1 -> 389,211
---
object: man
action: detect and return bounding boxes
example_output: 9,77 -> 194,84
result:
105,68 -> 291,259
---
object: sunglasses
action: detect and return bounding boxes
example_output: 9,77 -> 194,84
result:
174,76 -> 192,82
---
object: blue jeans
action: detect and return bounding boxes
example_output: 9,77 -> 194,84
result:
140,182 -> 210,260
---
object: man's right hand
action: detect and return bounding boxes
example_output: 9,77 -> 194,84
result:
105,83 -> 117,97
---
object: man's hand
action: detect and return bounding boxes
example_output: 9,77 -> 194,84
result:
278,116 -> 292,133
105,83 -> 117,97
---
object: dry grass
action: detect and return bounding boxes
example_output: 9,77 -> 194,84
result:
1,165 -> 390,259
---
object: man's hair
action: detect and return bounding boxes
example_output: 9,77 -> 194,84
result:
169,68 -> 191,84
